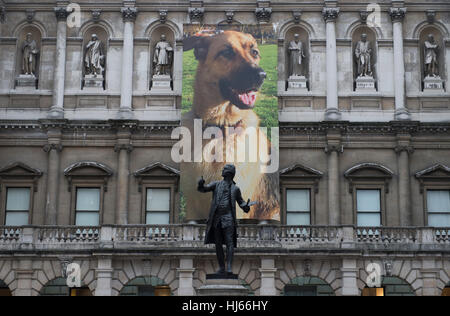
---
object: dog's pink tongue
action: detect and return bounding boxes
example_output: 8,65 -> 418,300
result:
239,91 -> 257,107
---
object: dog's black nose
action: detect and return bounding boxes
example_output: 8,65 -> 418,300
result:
259,72 -> 267,79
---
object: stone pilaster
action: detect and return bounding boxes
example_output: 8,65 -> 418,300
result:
177,258 -> 196,296
322,7 -> 340,121
119,7 -> 138,119
395,134 -> 414,226
43,129 -> 63,225
95,257 -> 113,296
389,7 -> 410,121
341,258 -> 359,296
259,258 -> 277,295
49,7 -> 69,119
421,258 -> 439,296
114,132 -> 133,225
325,130 -> 343,225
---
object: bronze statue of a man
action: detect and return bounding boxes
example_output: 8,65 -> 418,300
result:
198,164 -> 252,275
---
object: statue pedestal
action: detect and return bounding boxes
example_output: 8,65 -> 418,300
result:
197,274 -> 249,296
423,76 -> 445,93
355,76 -> 376,92
16,74 -> 37,89
151,75 -> 172,92
287,75 -> 308,92
84,75 -> 104,90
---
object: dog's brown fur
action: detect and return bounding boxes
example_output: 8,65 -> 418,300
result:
182,31 -> 280,221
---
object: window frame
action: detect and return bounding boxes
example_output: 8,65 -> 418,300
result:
141,183 -> 174,225
1,184 -> 33,226
283,186 -> 313,226
73,185 -> 103,226
69,180 -> 106,226
423,185 -> 450,227
354,187 -> 384,227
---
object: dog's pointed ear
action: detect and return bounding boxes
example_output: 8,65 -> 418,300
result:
183,36 -> 211,61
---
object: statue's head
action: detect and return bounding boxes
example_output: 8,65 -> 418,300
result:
92,34 -> 98,41
361,33 -> 368,42
161,34 -> 166,41
222,164 -> 236,179
294,34 -> 299,41
26,33 -> 32,41
428,34 -> 435,41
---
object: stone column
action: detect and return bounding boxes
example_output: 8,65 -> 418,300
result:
341,258 -> 359,296
259,258 -> 277,296
114,131 -> 133,225
395,134 -> 414,226
325,131 -> 342,225
43,129 -> 63,225
177,258 -> 196,296
15,260 -> 34,296
390,7 -> 410,121
322,7 -> 341,121
49,7 -> 69,119
119,7 -> 138,119
95,257 -> 113,296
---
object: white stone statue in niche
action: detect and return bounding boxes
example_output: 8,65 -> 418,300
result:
151,34 -> 173,91
423,34 -> 444,93
16,33 -> 39,89
354,33 -> 376,92
85,34 -> 105,76
22,33 -> 39,76
287,33 -> 308,92
84,34 -> 105,89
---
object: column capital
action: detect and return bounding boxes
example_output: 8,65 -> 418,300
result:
114,144 -> 134,153
394,145 -> 414,155
322,7 -> 340,22
0,6 -> 5,23
324,144 -> 344,154
54,7 -> 69,21
389,7 -> 407,23
43,143 -> 63,153
121,7 -> 138,23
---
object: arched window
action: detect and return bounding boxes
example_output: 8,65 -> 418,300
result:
119,276 -> 171,296
40,278 -> 92,296
283,276 -> 335,296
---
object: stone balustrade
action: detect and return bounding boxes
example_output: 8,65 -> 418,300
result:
0,225 -> 449,253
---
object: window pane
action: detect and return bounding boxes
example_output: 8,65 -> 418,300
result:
286,213 -> 310,226
427,190 -> 450,213
357,190 -> 381,212
428,214 -> 450,227
357,213 -> 381,227
6,188 -> 30,211
5,212 -> 29,226
146,212 -> 170,225
75,212 -> 99,226
147,189 -> 170,211
76,188 -> 100,211
286,189 -> 310,212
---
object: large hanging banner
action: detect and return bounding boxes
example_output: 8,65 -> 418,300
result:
174,24 -> 280,222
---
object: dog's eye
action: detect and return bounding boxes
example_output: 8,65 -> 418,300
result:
251,49 -> 260,58
220,48 -> 235,59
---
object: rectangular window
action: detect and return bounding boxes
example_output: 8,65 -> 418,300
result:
286,189 -> 311,225
427,190 -> 450,227
75,188 -> 100,226
357,189 -> 381,227
146,188 -> 170,225
5,188 -> 30,226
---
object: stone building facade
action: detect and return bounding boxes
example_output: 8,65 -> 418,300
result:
0,0 -> 449,296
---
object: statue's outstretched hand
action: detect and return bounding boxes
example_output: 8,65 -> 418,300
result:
198,176 -> 205,187
243,199 -> 251,213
